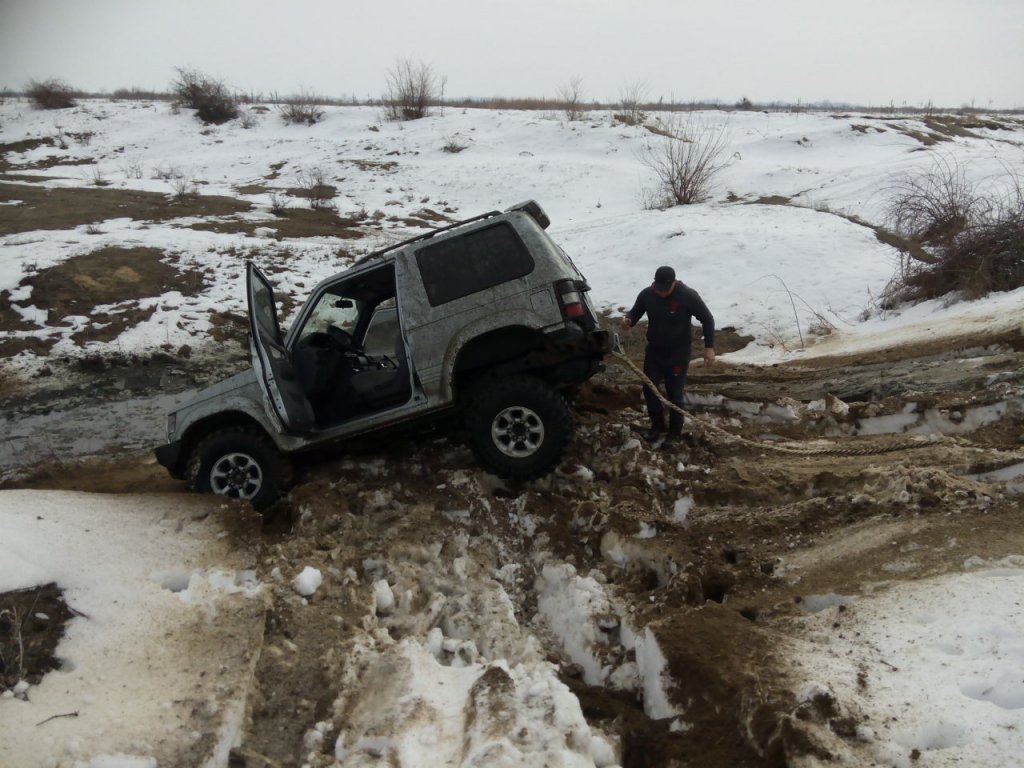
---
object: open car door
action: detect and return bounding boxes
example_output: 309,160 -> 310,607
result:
246,262 -> 315,432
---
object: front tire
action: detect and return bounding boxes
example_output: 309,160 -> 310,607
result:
466,375 -> 572,480
186,426 -> 289,512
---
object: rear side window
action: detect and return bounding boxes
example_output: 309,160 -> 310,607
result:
416,222 -> 534,306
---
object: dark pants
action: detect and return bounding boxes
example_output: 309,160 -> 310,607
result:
643,348 -> 689,433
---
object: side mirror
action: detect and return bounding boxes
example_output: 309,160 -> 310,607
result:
334,299 -> 354,309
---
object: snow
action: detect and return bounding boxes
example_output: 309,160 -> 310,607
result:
292,565 -> 323,597
0,491 -> 266,768
1,100 -> 1023,765
792,558 -> 1024,766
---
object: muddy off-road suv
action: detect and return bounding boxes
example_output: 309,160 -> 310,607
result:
155,201 -> 612,509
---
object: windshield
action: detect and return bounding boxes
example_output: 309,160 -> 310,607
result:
295,291 -> 364,344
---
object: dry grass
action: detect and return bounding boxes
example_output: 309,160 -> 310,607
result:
0,183 -> 250,235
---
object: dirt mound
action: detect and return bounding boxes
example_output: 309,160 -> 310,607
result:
0,583 -> 74,693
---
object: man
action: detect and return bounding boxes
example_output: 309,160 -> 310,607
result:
622,266 -> 715,444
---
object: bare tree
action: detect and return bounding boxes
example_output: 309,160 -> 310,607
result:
557,76 -> 586,121
384,59 -> 439,121
640,115 -> 733,207
618,79 -> 648,125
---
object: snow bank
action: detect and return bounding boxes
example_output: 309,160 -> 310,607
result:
792,558 -> 1024,766
0,490 -> 266,768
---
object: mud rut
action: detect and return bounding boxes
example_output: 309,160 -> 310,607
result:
216,344 -> 1024,768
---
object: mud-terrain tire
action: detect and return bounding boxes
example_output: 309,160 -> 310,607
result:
186,426 -> 290,512
466,375 -> 572,480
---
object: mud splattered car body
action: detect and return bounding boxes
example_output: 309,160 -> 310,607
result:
155,201 -> 612,508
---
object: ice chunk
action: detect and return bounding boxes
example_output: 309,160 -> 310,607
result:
373,579 -> 394,614
293,566 -> 323,597
672,496 -> 693,523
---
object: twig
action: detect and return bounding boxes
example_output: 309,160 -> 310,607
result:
36,711 -> 79,726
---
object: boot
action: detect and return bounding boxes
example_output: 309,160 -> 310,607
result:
662,418 -> 684,447
642,414 -> 667,442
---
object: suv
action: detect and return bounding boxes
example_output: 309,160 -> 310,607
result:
155,201 -> 612,509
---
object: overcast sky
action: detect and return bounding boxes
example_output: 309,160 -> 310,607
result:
1,0 -> 1021,108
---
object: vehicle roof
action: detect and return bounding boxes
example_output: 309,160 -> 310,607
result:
304,200 -> 551,295
350,199 -> 549,269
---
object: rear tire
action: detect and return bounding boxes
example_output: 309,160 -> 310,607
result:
466,375 -> 572,480
186,426 -> 289,512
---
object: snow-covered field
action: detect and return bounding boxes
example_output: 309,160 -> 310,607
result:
2,100 -> 1024,767
1,100 -> 1021,373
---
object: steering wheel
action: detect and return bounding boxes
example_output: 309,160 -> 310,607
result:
324,324 -> 356,352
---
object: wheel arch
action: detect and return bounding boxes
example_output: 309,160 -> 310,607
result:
449,324 -> 547,402
178,411 -> 271,474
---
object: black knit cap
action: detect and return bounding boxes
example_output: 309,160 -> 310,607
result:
653,266 -> 675,290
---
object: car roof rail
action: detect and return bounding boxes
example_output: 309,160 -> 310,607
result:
351,208 -> 501,267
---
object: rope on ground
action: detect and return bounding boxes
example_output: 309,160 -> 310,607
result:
608,350 -> 1018,459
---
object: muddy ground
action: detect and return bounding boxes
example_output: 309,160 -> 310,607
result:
3,331 -> 1023,767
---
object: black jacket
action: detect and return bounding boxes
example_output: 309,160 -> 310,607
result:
626,282 -> 714,362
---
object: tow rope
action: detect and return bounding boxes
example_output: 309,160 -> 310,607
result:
608,349 -> 1024,461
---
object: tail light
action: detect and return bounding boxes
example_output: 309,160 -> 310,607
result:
556,279 -> 594,326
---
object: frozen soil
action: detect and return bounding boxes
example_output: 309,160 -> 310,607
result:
4,335 -> 1023,767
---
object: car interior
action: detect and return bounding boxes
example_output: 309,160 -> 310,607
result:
291,265 -> 412,427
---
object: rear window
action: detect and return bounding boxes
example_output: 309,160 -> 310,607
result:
415,222 -> 534,306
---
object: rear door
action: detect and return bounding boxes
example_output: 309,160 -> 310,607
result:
246,262 -> 315,432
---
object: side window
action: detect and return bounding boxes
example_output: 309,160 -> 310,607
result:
415,222 -> 534,307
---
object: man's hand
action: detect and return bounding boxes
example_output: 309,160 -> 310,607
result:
621,316 -> 633,330
703,347 -> 716,367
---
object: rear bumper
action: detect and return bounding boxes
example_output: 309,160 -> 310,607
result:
539,328 -> 612,386
154,440 -> 185,479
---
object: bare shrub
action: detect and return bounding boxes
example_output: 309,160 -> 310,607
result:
84,167 -> 109,187
383,59 -> 439,121
442,134 -> 468,153
279,91 -> 325,125
169,171 -> 197,200
120,156 -> 145,180
170,67 -> 238,124
27,78 -> 77,109
112,87 -> 169,101
557,76 -> 586,122
640,115 -> 733,207
891,176 -> 1024,302
238,107 -> 261,129
617,80 -> 648,125
269,191 -> 289,215
296,167 -> 336,210
887,156 -> 981,247
151,163 -> 183,181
